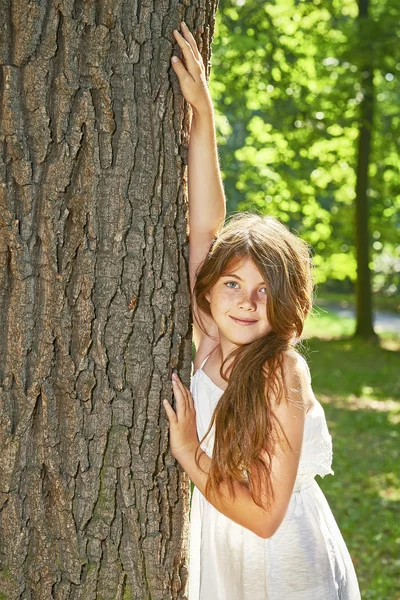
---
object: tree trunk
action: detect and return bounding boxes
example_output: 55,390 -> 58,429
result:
0,2 -> 218,598
354,0 -> 377,340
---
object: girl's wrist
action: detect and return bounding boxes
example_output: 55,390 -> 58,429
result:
192,99 -> 214,121
177,446 -> 211,492
172,440 -> 198,464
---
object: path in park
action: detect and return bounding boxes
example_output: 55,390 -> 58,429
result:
323,303 -> 400,335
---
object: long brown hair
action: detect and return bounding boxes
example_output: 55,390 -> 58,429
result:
193,212 -> 314,509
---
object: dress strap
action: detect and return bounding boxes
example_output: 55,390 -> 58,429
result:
199,354 -> 211,370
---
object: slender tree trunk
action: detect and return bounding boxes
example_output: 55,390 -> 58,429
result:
0,1 -> 218,598
354,0 -> 377,340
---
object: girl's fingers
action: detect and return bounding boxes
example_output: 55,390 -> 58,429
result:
163,399 -> 177,424
172,377 -> 187,415
187,387 -> 194,410
180,22 -> 201,61
179,379 -> 194,409
170,55 -> 193,87
171,379 -> 183,416
172,374 -> 195,412
173,29 -> 199,78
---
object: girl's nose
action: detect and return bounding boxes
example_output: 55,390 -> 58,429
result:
238,292 -> 257,310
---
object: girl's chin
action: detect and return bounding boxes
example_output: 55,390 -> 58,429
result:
226,333 -> 265,345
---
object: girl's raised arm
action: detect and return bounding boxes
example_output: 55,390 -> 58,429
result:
171,23 -> 226,236
172,23 -> 225,351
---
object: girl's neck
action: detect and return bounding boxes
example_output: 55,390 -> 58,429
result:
212,343 -> 235,373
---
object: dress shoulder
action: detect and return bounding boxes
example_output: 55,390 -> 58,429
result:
298,399 -> 334,478
282,353 -> 334,478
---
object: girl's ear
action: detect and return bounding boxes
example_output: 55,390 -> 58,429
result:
205,291 -> 210,303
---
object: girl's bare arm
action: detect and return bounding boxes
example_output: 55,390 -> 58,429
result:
171,24 -> 225,349
171,23 -> 226,236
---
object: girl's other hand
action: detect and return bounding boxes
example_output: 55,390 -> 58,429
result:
163,372 -> 199,461
171,22 -> 213,116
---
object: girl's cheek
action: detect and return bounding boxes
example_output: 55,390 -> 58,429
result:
219,290 -> 236,304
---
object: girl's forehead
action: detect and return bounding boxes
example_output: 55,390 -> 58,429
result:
223,256 -> 249,271
221,257 -> 263,277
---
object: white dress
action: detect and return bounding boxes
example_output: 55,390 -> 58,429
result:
189,355 -> 361,600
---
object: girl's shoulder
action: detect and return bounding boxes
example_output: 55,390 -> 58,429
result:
281,350 -> 311,380
276,350 -> 314,413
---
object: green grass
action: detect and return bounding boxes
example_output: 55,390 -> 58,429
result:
305,302 -> 400,345
305,305 -> 357,339
300,305 -> 400,599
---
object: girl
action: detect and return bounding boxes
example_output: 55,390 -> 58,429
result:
164,23 -> 361,600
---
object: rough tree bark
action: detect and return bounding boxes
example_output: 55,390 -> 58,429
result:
0,1 -> 218,598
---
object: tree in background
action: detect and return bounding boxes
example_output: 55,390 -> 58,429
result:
0,2 -> 218,598
354,0 -> 376,338
210,0 -> 400,329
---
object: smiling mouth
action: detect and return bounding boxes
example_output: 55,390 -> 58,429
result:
230,316 -> 258,325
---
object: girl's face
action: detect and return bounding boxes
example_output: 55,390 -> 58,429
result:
205,258 -> 272,349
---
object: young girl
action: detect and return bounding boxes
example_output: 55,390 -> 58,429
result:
164,23 -> 361,600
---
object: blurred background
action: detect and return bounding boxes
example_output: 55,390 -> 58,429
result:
209,1 -> 400,597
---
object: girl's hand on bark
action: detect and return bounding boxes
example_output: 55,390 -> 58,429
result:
163,371 -> 199,461
171,22 -> 213,116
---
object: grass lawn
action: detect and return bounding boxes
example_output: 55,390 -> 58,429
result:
302,307 -> 400,599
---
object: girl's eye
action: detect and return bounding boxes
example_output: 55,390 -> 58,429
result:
225,281 -> 267,294
225,281 -> 239,289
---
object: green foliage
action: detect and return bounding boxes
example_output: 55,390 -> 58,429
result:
210,0 -> 400,292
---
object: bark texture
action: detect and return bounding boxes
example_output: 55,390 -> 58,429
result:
0,1 -> 218,598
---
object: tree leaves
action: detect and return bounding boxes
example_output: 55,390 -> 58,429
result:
210,0 -> 400,294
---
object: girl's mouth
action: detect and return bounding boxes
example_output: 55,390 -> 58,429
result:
230,316 -> 258,325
